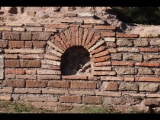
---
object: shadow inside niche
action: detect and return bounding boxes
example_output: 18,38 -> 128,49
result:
60,46 -> 91,75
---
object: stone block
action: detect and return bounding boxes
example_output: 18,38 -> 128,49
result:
134,38 -> 148,46
115,67 -> 137,75
123,53 -> 142,61
139,83 -> 159,92
119,83 -> 138,91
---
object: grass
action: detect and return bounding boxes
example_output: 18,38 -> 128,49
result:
0,100 -> 143,114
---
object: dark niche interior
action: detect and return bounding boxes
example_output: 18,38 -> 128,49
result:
61,46 -> 91,75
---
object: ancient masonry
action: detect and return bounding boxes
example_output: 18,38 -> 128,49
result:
0,7 -> 160,113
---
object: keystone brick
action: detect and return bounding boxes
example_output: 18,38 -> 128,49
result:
111,54 -> 122,60
71,81 -> 97,89
26,80 -> 47,88
37,69 -> 61,75
48,81 -> 70,88
95,91 -> 121,97
117,39 -> 133,46
117,47 -> 139,52
139,83 -> 159,92
32,32 -> 51,40
32,41 -> 46,48
0,40 -> 8,48
92,50 -> 109,58
60,96 -> 81,103
21,32 -> 31,40
102,82 -> 118,91
134,38 -> 148,46
82,96 -> 101,104
3,32 -> 20,40
115,67 -> 137,75
138,68 -> 153,75
123,53 -> 142,62
135,62 -> 160,67
3,80 -> 25,88
94,61 -> 111,67
62,75 -> 88,80
112,61 -> 134,66
5,60 -> 20,67
150,40 -> 160,46
45,24 -> 69,28
94,25 -> 116,30
119,83 -> 138,91
8,41 -> 24,48
116,33 -> 139,38
135,77 -> 160,82
92,56 -> 111,63
101,32 -> 115,37
25,41 -> 32,48
20,60 -> 41,67
90,46 -> 106,55
139,48 -> 159,52
93,71 -> 116,76
5,69 -> 25,74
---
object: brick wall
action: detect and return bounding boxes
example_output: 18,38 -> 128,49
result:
0,22 -> 159,113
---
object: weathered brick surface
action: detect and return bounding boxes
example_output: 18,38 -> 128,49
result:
32,32 -> 51,40
42,89 -> 68,94
20,60 -> 41,67
106,42 -> 116,48
139,83 -> 159,92
37,69 -> 61,75
93,71 -> 116,76
38,75 -> 61,80
135,77 -> 160,82
115,67 -> 137,75
143,54 -> 160,61
93,56 -> 111,63
3,32 -> 20,40
5,49 -> 44,54
101,32 -> 115,37
101,76 -> 123,81
33,41 -> 46,48
70,90 -> 94,95
138,68 -> 153,75
14,88 -> 41,94
62,75 -> 87,80
5,60 -> 20,68
134,38 -> 148,46
150,40 -> 160,46
135,62 -> 160,67
102,82 -> 118,91
45,24 -> 69,28
82,96 -> 101,104
95,91 -> 121,97
8,41 -> 24,48
140,48 -> 159,52
92,50 -> 109,58
5,54 -> 18,59
90,46 -> 106,55
60,96 -> 81,103
48,81 -> 70,88
94,25 -> 116,30
111,54 -> 122,60
117,47 -> 139,52
117,39 -> 133,46
16,75 -> 36,80
0,96 -> 12,101
119,83 -> 138,91
25,70 -> 36,75
112,61 -> 134,66
25,41 -> 32,48
123,54 -> 142,62
0,40 -> 7,48
143,99 -> 159,106
116,33 -> 139,38
71,81 -> 97,89
94,61 -> 111,67
26,80 -> 47,88
3,80 -> 25,88
21,32 -> 31,40
5,69 -> 25,74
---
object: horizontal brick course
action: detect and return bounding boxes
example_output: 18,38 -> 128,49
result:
48,81 -> 70,88
60,96 -> 81,103
71,81 -> 97,89
26,80 -> 47,88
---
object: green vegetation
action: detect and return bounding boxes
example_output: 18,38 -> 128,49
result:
112,7 -> 160,25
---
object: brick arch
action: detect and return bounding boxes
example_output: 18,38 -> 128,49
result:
43,25 -> 112,77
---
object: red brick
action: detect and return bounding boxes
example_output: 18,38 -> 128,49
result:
5,60 -> 20,68
64,29 -> 72,46
60,32 -> 70,48
106,42 -> 116,47
20,60 -> 41,67
0,40 -> 7,48
26,80 -> 47,88
51,65 -> 60,70
5,75 -> 16,79
116,33 -> 139,38
85,34 -> 101,49
80,25 -> 93,28
5,54 -> 18,59
60,96 -> 81,103
78,27 -> 83,46
71,81 -> 97,89
94,25 -> 116,30
101,32 -> 115,37
0,88 -> 13,93
48,81 -> 70,88
64,13 -> 77,17
8,41 -> 24,48
3,80 -> 25,88
108,48 -> 117,53
70,27 -> 77,46
54,34 -> 67,50
45,24 -> 69,28
103,82 -> 118,91
70,24 -> 80,27
90,46 -> 106,55
42,89 -> 68,94
112,61 -> 134,66
3,32 -> 20,40
32,41 -> 46,48
84,31 -> 95,46
124,77 -> 135,81
101,76 -> 123,81
135,77 -> 160,82
93,56 -> 111,63
16,75 -> 36,80
25,41 -> 32,48
5,69 -> 25,74
139,48 -> 159,52
95,91 -> 121,97
32,32 -> 51,40
14,88 -> 41,94
44,54 -> 61,61
25,70 -> 36,75
21,32 -> 31,40
19,54 -> 43,59
82,28 -> 88,46
94,61 -> 111,67
93,71 -> 116,76
135,62 -> 160,67
38,75 -> 61,80
144,99 -> 159,106
62,75 -> 88,80
70,90 -> 94,95
92,50 -> 109,58
82,96 -> 101,104
75,27 -> 79,46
